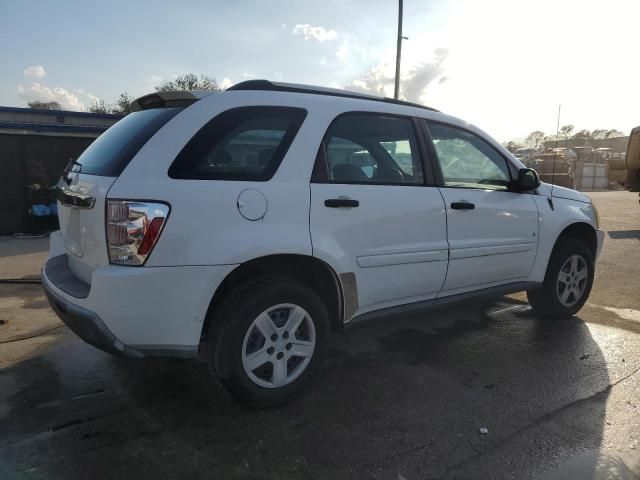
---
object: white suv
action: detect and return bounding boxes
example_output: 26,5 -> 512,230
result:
44,81 -> 604,405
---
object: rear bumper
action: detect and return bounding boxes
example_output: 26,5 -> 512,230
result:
43,272 -> 143,358
43,255 -> 189,358
43,241 -> 236,358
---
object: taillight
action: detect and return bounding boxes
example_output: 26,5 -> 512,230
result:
106,200 -> 170,266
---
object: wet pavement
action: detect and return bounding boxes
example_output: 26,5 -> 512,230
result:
1,191 -> 639,479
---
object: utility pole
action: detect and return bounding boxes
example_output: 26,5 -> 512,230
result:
394,0 -> 403,99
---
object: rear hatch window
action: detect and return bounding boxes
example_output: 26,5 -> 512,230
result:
76,108 -> 180,176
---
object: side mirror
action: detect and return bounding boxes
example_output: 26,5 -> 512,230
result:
514,168 -> 540,192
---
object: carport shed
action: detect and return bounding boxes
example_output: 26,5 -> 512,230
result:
0,106 -> 121,234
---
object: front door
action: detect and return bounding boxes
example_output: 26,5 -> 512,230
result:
310,113 -> 448,318
425,121 -> 540,295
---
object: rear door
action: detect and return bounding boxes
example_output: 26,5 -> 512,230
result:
310,113 -> 448,318
424,121 -> 539,295
56,108 -> 180,283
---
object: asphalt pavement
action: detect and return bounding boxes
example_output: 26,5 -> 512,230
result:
1,191 -> 639,479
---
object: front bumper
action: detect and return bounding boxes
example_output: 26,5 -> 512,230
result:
595,229 -> 605,261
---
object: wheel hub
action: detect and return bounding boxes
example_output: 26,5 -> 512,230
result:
241,303 -> 316,389
556,254 -> 588,308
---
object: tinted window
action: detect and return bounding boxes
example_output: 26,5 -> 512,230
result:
428,123 -> 511,190
169,107 -> 307,181
321,114 -> 424,185
76,108 -> 180,176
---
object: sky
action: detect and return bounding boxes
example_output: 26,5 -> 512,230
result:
1,0 -> 638,142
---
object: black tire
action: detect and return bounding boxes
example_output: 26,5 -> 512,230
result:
527,238 -> 594,319
208,276 -> 330,407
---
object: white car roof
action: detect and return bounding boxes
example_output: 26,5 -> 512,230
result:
132,79 -> 522,169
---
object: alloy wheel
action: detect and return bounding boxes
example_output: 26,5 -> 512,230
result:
556,254 -> 588,308
241,303 -> 316,388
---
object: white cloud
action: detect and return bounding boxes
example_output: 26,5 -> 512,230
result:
346,60 -> 395,97
335,41 -> 350,62
417,0 -> 640,140
23,65 -> 46,78
292,24 -> 337,43
144,74 -> 164,91
343,48 -> 448,101
325,0 -> 638,140
219,77 -> 234,90
335,38 -> 373,64
401,48 -> 448,103
76,88 -> 101,106
17,82 -> 88,110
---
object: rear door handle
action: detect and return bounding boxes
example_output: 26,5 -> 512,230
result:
325,198 -> 359,208
450,201 -> 475,210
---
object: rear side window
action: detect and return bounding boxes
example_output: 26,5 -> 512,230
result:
168,107 -> 307,181
76,108 -> 180,176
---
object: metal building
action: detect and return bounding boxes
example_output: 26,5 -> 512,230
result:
0,106 -> 122,234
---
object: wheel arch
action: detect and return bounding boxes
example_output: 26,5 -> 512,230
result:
199,254 -> 345,350
554,221 -> 597,259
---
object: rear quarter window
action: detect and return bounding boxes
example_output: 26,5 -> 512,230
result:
168,106 -> 307,181
76,108 -> 180,176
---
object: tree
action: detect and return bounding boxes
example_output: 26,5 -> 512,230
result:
589,129 -> 608,140
571,129 -> 591,140
525,130 -> 545,147
111,92 -> 134,115
28,100 -> 62,110
605,129 -> 624,139
87,100 -> 111,114
85,73 -> 220,116
504,141 -> 523,152
155,73 -> 220,92
559,124 -> 574,139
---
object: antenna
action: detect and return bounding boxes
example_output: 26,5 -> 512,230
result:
549,104 -> 561,209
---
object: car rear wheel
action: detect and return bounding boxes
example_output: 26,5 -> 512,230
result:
527,238 -> 594,319
209,276 -> 330,407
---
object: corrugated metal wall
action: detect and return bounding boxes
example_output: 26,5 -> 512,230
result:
0,134 -> 95,234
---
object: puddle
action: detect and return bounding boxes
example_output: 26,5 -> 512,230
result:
544,451 -> 638,479
590,304 -> 640,323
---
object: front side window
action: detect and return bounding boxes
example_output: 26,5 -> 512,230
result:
169,106 -> 306,180
427,122 -> 511,190
319,114 -> 424,185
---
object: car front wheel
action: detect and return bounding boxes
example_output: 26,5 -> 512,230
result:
527,238 -> 594,319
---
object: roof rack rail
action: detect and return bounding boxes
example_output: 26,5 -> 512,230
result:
227,80 -> 439,112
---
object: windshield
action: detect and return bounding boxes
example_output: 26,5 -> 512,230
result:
76,108 -> 180,176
